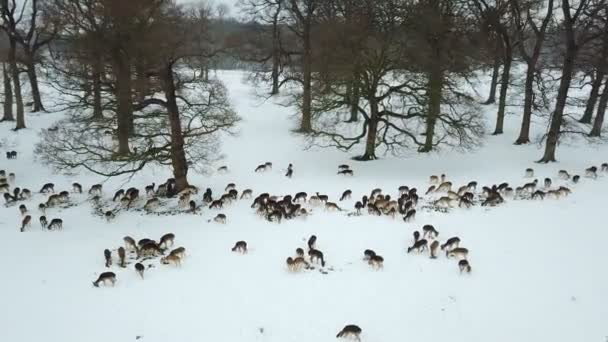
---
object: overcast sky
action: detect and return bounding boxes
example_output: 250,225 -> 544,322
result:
178,0 -> 239,15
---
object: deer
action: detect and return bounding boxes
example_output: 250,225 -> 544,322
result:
159,233 -> 175,249
118,247 -> 126,268
240,189 -> 253,199
363,249 -> 376,260
231,241 -> 248,254
407,239 -> 428,254
447,247 -> 469,260
124,236 -> 137,252
160,254 -> 182,267
336,325 -> 362,341
104,249 -> 112,267
20,215 -> 32,232
308,249 -> 326,267
286,257 -> 310,272
525,168 -> 534,178
135,263 -> 145,279
40,183 -> 55,194
422,224 -> 439,239
39,216 -> 48,230
368,255 -> 384,270
212,213 -> 227,224
285,164 -> 293,178
441,237 -> 460,251
93,272 -> 116,287
340,190 -> 352,201
459,259 -> 472,274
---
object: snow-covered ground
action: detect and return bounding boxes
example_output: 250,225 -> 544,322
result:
1,70 -> 607,342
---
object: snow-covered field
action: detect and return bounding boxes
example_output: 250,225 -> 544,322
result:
1,70 -> 607,342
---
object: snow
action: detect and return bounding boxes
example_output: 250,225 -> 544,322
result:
1,70 -> 608,342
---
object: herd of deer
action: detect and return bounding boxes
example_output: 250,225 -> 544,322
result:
93,232 -> 188,287
4,151 -> 608,341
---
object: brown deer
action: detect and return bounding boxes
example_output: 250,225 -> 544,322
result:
429,241 -> 439,259
368,255 -> 384,270
93,272 -> 116,287
20,215 -> 32,232
117,247 -> 126,268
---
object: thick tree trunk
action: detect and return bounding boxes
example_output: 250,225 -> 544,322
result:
161,65 -> 189,191
8,40 -> 25,130
25,54 -> 44,112
539,48 -> 576,162
420,63 -> 443,153
112,52 -> 133,155
589,80 -> 607,137
580,70 -> 604,124
92,59 -> 103,120
484,57 -> 500,105
298,24 -> 313,133
359,98 -> 378,161
494,50 -> 511,135
515,63 -> 536,144
270,20 -> 280,95
2,63 -> 14,121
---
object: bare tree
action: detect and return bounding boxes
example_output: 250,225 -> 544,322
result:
238,0 -> 286,95
308,0 -> 484,160
1,0 -> 26,130
285,0 -> 318,133
579,8 -> 608,124
511,0 -> 554,144
37,2 -> 239,191
538,0 -> 606,162
471,0 -> 515,135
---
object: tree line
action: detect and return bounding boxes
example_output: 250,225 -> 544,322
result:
0,0 -> 607,189
237,0 -> 608,161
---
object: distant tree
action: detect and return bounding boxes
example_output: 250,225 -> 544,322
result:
238,0 -> 286,95
470,0 -> 515,135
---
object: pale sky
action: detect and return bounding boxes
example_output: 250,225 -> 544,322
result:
178,0 -> 239,15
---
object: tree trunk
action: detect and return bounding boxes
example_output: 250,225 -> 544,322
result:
8,39 -> 25,130
298,22 -> 313,133
539,46 -> 576,162
494,47 -> 511,135
580,70 -> 604,124
359,97 -> 378,161
2,63 -> 14,121
92,59 -> 103,120
347,80 -> 360,122
135,57 -> 149,103
161,65 -> 189,191
484,56 -> 500,104
270,19 -> 280,95
25,54 -> 44,112
420,61 -> 443,152
515,62 -> 536,144
112,52 -> 132,155
589,80 -> 607,137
